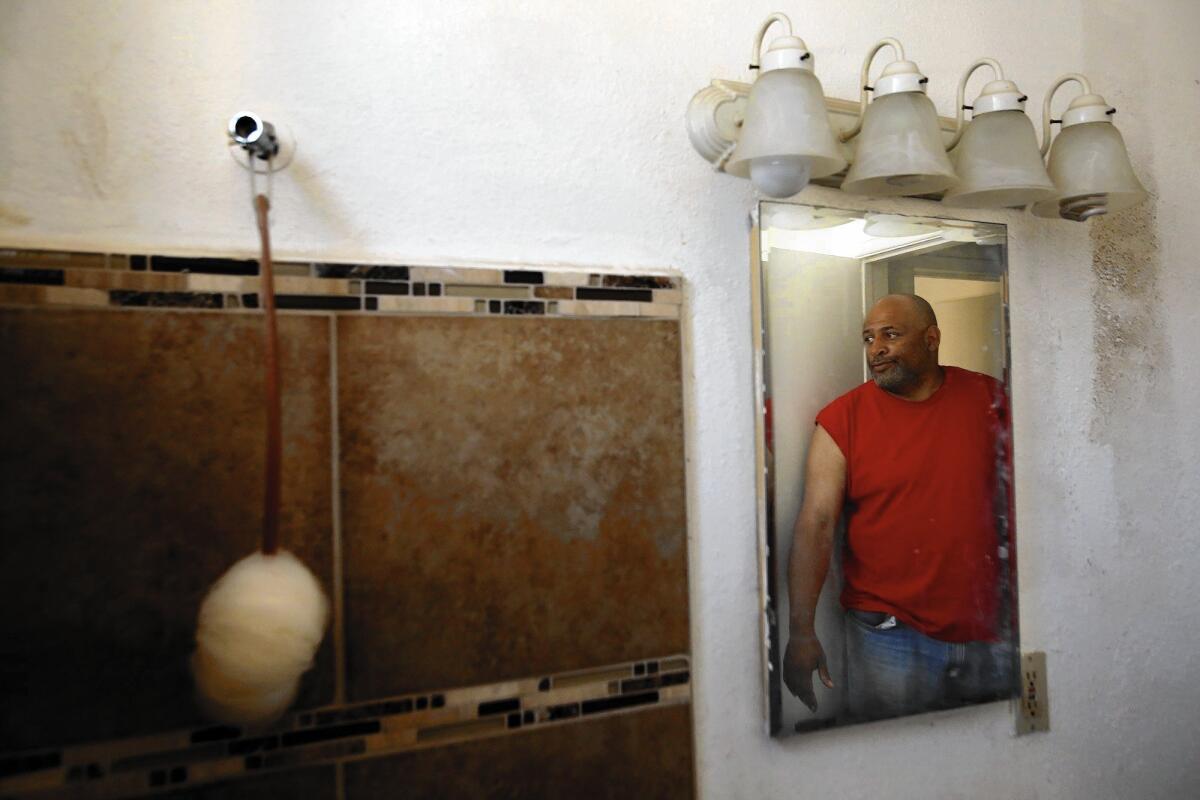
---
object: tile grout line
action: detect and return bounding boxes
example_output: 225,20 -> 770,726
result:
329,314 -> 347,708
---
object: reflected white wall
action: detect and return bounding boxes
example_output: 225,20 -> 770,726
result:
764,246 -> 865,730
915,277 -> 1005,379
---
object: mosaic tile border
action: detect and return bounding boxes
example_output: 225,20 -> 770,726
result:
0,250 -> 682,319
0,655 -> 690,799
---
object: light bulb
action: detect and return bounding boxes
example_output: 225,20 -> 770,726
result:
749,156 -> 812,198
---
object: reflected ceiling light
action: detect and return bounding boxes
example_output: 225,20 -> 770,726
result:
840,39 -> 958,197
724,14 -> 847,197
862,213 -> 939,237
762,205 -> 852,231
942,59 -> 1056,209
863,213 -> 987,242
1030,73 -> 1147,221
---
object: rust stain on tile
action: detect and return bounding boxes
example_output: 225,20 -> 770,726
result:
337,316 -> 689,700
0,308 -> 335,749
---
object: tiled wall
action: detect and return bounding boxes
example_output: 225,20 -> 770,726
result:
0,250 -> 691,799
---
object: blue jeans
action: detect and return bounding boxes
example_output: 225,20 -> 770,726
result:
843,609 -> 1015,722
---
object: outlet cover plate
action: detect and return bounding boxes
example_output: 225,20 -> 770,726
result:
1016,651 -> 1049,735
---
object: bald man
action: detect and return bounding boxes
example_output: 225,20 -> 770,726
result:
782,294 -> 1013,723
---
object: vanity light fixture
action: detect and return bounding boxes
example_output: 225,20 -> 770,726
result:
839,39 -> 958,197
1030,74 -> 1147,221
723,13 -> 847,197
686,14 -> 1145,220
941,60 -> 1056,209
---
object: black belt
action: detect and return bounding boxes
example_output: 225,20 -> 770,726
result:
849,609 -> 898,629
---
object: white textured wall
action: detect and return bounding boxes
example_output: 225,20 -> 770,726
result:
2,1 -> 1198,797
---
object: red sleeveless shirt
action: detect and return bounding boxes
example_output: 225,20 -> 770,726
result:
815,366 -> 1007,642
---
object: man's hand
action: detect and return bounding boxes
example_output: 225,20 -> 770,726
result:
783,633 -> 834,712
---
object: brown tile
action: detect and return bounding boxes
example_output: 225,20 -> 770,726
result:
344,704 -> 694,800
0,249 -> 108,269
65,269 -> 189,292
0,308 -> 335,750
163,764 -> 336,799
533,286 -> 573,300
442,285 -> 530,300
0,284 -> 45,305
337,317 -> 688,700
374,296 -> 474,314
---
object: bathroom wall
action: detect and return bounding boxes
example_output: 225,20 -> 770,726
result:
2,1 -> 1199,797
0,257 -> 692,798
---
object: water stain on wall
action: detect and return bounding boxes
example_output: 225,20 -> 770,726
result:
1088,197 -> 1167,439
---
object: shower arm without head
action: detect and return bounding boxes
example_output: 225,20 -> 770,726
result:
229,112 -> 287,555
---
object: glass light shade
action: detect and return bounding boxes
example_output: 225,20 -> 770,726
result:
841,92 -> 958,197
943,110 -> 1056,208
727,68 -> 847,197
1031,122 -> 1147,218
749,157 -> 812,198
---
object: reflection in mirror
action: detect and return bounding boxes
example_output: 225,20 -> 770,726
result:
753,203 -> 1017,736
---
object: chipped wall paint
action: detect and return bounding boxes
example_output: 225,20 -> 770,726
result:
1,0 -> 1198,797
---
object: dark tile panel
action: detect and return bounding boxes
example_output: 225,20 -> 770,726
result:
315,264 -> 409,281
504,270 -> 544,284
477,698 -> 520,716
0,267 -> 65,285
581,691 -> 659,715
111,290 -> 223,308
343,704 -> 694,800
502,300 -> 544,315
0,750 -> 61,778
0,309 -> 335,750
161,764 -> 335,799
276,295 -> 361,311
338,317 -> 688,700
601,275 -> 676,289
576,287 -> 654,302
364,281 -> 409,296
152,256 -> 258,275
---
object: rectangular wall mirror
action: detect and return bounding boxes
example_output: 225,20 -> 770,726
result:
752,202 -> 1018,736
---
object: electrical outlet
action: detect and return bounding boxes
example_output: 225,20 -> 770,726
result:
1016,651 -> 1049,735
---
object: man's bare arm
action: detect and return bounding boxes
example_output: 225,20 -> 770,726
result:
782,424 -> 847,711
